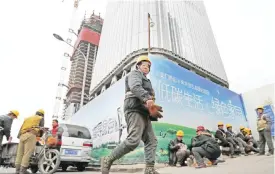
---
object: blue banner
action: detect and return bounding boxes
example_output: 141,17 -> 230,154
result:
72,54 -> 248,164
149,55 -> 248,131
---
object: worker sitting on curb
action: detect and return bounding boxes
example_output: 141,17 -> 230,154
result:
191,126 -> 221,169
225,124 -> 248,156
243,128 -> 259,149
168,130 -> 190,167
15,109 -> 45,174
215,122 -> 236,158
237,127 -> 259,154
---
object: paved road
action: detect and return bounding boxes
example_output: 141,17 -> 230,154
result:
1,155 -> 273,174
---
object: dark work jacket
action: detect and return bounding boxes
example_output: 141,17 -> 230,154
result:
0,115 -> 13,140
168,139 -> 186,165
124,70 -> 157,121
215,129 -> 229,146
192,132 -> 221,158
225,130 -> 237,138
237,131 -> 251,142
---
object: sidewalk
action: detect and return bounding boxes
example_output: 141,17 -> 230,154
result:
86,155 -> 274,173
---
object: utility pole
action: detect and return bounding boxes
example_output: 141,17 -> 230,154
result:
148,13 -> 151,54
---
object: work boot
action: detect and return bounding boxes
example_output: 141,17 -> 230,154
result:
266,152 -> 273,156
144,164 -> 160,174
15,164 -> 20,174
195,163 -> 206,169
210,160 -> 219,165
230,154 -> 236,158
101,156 -> 115,174
186,158 -> 193,167
19,166 -> 30,174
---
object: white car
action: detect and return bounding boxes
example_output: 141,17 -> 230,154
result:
58,123 -> 93,172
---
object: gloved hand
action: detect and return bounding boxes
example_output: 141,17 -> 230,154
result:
148,104 -> 163,118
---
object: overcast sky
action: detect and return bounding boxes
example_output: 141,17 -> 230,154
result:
0,0 -> 274,138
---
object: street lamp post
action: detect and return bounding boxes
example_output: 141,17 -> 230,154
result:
148,13 -> 151,54
53,33 -> 88,108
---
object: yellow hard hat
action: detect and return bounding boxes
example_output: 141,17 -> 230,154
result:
136,55 -> 151,65
226,124 -> 232,128
244,128 -> 250,134
10,110 -> 19,118
256,106 -> 264,110
240,126 -> 245,130
37,109 -> 45,115
217,122 -> 224,126
176,130 -> 184,137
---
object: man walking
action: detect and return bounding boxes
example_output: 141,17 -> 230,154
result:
15,109 -> 45,174
101,55 -> 162,174
256,106 -> 274,156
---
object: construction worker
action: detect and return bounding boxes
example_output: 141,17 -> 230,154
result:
225,124 -> 248,156
168,130 -> 190,166
192,126 -> 221,169
256,106 -> 274,156
243,128 -> 259,149
215,122 -> 236,158
0,110 -> 19,158
15,109 -> 45,174
101,55 -> 163,174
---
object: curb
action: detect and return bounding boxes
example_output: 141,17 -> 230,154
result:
86,164 -> 166,173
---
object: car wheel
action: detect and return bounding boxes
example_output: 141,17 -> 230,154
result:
62,165 -> 68,172
38,149 -> 61,174
76,165 -> 86,172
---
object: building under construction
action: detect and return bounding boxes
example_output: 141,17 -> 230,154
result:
63,13 -> 103,120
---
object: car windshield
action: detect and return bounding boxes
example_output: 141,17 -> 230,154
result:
63,124 -> 91,139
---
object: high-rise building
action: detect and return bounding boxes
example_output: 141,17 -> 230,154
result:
63,13 -> 103,120
89,1 -> 228,98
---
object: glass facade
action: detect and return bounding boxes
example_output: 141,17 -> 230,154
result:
90,1 -> 228,91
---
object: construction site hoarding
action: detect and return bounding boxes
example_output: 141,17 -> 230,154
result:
72,54 -> 247,165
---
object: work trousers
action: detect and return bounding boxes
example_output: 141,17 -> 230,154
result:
15,132 -> 36,167
110,111 -> 157,165
192,147 -> 218,165
176,149 -> 190,166
251,139 -> 259,148
227,137 -> 247,153
258,129 -> 274,154
0,134 -> 3,153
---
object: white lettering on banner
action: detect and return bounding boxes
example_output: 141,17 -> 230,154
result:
156,80 -> 204,110
193,94 -> 204,110
154,79 -> 244,119
157,71 -> 210,95
210,98 -> 244,120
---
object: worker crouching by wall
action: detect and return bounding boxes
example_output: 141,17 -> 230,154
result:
192,126 -> 221,169
168,130 -> 190,167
